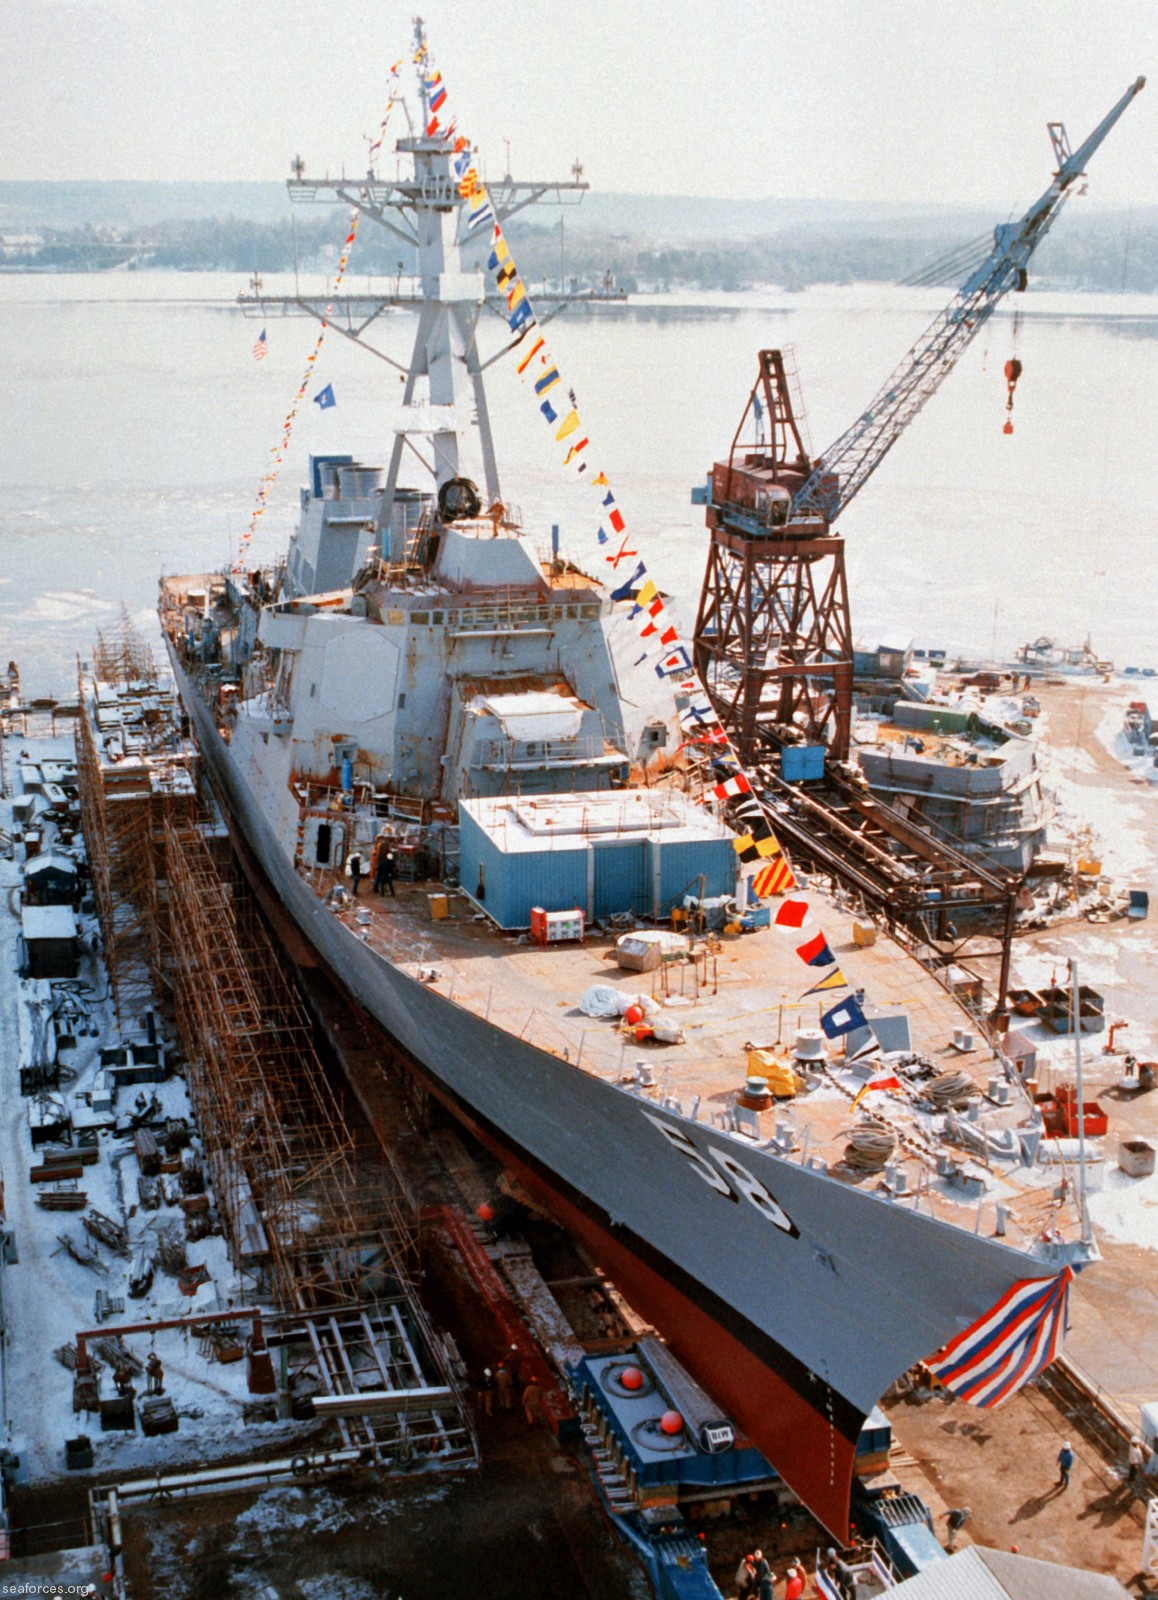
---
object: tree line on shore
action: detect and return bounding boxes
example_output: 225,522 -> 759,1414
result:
4,209 -> 1155,294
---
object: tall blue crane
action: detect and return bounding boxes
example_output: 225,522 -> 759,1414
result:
791,75 -> 1146,524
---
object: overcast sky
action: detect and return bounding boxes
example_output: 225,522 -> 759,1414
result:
5,0 -> 1154,209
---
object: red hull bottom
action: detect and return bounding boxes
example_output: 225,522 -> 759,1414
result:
475,1126 -> 857,1541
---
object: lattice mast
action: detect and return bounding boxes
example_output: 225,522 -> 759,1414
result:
241,16 -> 590,536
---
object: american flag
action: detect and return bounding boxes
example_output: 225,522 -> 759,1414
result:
252,328 -> 268,361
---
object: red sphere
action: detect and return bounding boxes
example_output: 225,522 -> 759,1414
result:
620,1365 -> 644,1391
659,1410 -> 684,1435
624,1004 -> 645,1026
477,1202 -> 496,1222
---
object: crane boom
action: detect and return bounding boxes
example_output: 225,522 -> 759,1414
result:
791,75 -> 1145,523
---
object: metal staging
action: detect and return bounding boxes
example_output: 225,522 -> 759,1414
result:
163,817 -> 417,1312
75,635 -> 198,1023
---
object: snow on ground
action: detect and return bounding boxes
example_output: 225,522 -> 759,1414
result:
1086,1163 -> 1158,1245
1101,695 -> 1158,788
1029,690 -> 1156,882
0,732 -> 266,1480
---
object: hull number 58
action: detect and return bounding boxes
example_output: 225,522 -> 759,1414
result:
642,1112 -> 799,1238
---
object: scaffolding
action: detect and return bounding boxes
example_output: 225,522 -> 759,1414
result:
163,817 -> 418,1310
93,604 -> 159,687
75,663 -> 197,1022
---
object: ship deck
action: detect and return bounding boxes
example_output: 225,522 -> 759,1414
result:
305,861 -> 1073,1255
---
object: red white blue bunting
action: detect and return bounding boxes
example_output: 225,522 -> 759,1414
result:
925,1269 -> 1074,1407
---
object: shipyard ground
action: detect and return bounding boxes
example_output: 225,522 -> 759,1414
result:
883,1378 -> 1152,1590
116,1424 -> 650,1600
972,681 -> 1158,1416
106,1377 -> 1157,1597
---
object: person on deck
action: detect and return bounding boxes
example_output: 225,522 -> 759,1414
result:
783,1565 -> 805,1600
347,850 -> 364,895
374,848 -> 396,897
1057,1440 -> 1075,1488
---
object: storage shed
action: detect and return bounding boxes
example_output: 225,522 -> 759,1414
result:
459,791 -> 737,930
22,904 -> 79,978
22,850 -> 78,907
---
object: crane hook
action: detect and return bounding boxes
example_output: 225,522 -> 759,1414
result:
1002,357 -> 1023,435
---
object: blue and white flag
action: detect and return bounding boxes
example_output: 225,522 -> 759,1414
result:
820,995 -> 867,1039
313,383 -> 336,410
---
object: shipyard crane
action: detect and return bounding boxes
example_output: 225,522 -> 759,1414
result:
695,76 -> 1145,765
791,74 -> 1145,524
693,80 -> 1144,1005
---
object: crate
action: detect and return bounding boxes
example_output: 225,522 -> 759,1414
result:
427,892 -> 449,920
1037,1086 -> 1108,1139
530,907 -> 585,947
1120,1139 -> 1156,1178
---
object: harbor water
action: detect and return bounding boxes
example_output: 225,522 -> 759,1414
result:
2,270 -> 1157,691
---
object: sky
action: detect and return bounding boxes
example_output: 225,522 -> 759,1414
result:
4,0 -> 1156,209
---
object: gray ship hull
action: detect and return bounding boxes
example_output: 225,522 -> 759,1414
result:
167,641 -> 1068,1536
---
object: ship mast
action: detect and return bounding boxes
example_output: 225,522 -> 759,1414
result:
240,19 -> 592,533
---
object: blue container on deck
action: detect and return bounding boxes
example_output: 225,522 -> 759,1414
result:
780,745 -> 825,782
739,906 -> 771,930
1128,889 -> 1150,920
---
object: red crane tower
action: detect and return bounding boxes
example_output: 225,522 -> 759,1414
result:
693,349 -> 853,765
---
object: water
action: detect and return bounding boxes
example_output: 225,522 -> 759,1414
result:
2,270 -> 1157,695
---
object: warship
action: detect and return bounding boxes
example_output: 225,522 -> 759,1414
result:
159,40 -> 1136,1536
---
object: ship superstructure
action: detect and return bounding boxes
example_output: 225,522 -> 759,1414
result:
161,34 -> 1105,1538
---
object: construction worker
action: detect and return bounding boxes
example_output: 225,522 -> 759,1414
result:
374,848 -> 396,897
946,1506 -> 971,1550
522,1380 -> 543,1427
113,1361 -> 135,1399
347,849 -> 365,896
494,1361 -> 513,1411
475,1368 -> 494,1417
145,1352 -> 165,1395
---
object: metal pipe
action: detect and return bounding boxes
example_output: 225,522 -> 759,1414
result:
1069,957 -> 1090,1241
